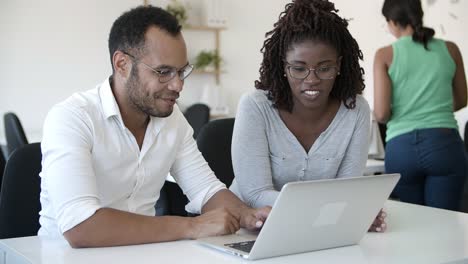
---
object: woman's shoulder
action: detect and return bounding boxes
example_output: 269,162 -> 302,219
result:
242,89 -> 270,102
336,96 -> 370,131
443,40 -> 461,57
356,95 -> 370,110
344,95 -> 370,116
374,45 -> 393,65
236,90 -> 277,121
375,44 -> 392,55
239,90 -> 271,109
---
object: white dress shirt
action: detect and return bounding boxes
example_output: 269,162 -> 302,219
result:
38,78 -> 226,237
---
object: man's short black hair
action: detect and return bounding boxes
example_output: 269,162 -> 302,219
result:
108,5 -> 182,73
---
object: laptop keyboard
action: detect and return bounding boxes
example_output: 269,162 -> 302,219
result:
224,240 -> 256,253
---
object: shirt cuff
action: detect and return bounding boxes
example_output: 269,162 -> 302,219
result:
57,198 -> 101,234
185,182 -> 226,214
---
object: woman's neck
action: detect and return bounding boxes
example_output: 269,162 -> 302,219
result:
397,25 -> 414,38
289,98 -> 338,123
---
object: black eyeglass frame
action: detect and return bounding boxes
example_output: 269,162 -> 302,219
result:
284,61 -> 340,81
122,51 -> 194,83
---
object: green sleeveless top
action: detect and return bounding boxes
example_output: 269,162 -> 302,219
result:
386,36 -> 457,141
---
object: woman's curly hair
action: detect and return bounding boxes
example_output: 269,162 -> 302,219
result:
255,0 -> 365,111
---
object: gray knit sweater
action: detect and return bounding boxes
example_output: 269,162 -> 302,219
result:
229,90 -> 370,208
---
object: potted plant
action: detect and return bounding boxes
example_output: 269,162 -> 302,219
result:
166,0 -> 188,26
194,50 -> 222,71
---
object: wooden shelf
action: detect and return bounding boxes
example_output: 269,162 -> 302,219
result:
184,25 -> 226,84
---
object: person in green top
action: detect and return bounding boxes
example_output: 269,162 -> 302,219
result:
373,0 -> 468,210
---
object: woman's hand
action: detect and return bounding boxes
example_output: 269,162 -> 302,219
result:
369,209 -> 387,232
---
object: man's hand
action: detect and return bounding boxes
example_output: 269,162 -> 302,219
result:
368,209 -> 387,232
198,190 -> 271,236
239,206 -> 271,231
189,208 -> 241,239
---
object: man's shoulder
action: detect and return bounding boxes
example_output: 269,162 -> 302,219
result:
61,89 -> 97,109
47,87 -> 102,124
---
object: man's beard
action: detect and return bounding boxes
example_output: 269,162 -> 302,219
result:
126,65 -> 173,118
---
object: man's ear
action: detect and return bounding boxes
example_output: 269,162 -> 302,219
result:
112,51 -> 131,78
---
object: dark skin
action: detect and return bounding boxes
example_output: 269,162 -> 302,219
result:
279,40 -> 341,153
279,100 -> 340,151
279,39 -> 386,232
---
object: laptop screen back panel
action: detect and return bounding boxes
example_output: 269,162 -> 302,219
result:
248,174 -> 400,260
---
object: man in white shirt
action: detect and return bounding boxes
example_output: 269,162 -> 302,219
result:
39,6 -> 270,248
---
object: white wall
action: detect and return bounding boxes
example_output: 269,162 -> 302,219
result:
1,0 -> 467,142
0,0 -> 138,141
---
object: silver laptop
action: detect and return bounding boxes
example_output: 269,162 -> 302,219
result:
197,173 -> 400,260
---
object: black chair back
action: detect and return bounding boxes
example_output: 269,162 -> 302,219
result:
155,181 -> 189,217
4,112 -> 28,157
155,117 -> 233,217
184,104 -> 210,138
0,151 -> 5,189
465,121 -> 468,152
196,118 -> 235,187
0,143 -> 42,238
378,122 -> 387,148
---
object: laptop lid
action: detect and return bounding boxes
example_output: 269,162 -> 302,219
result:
198,173 -> 400,260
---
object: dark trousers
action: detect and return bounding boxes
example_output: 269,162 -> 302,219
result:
385,128 -> 467,211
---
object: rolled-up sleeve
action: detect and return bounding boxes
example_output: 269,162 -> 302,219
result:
41,105 -> 101,234
170,119 -> 226,214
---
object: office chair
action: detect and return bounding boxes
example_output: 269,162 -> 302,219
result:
155,117 -> 233,217
4,112 -> 29,157
0,150 -> 5,189
196,118 -> 235,187
0,143 -> 42,239
184,103 -> 210,139
155,180 -> 189,217
378,122 -> 387,148
464,121 -> 468,152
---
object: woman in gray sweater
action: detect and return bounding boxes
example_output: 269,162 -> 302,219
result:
230,0 -> 384,232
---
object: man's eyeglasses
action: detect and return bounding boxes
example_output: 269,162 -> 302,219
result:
123,51 -> 194,83
285,62 -> 339,81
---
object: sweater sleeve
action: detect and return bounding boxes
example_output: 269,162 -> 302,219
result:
231,94 -> 279,208
336,96 -> 371,177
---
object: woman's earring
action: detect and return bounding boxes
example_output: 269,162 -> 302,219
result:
283,73 -> 287,77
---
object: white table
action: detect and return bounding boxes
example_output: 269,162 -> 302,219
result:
1,201 -> 467,264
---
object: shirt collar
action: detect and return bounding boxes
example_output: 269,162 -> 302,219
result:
98,77 -> 171,137
99,77 -> 121,120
